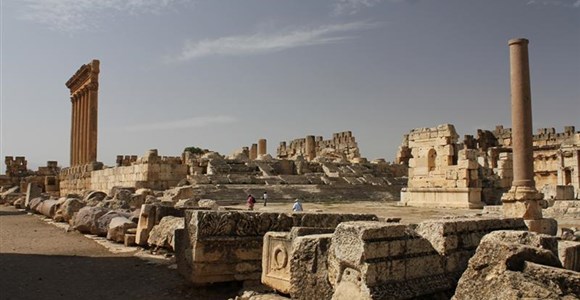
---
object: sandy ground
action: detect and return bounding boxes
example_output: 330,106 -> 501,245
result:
0,206 -> 241,300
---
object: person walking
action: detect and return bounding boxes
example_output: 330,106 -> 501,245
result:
292,199 -> 303,212
247,194 -> 256,210
262,191 -> 268,207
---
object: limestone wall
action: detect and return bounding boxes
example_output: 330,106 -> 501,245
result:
401,124 -> 483,208
59,163 -> 102,195
90,161 -> 187,193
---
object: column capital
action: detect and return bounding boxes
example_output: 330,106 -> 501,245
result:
508,38 -> 529,46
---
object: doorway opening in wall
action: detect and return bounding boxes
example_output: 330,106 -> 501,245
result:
428,149 -> 437,172
564,169 -> 572,185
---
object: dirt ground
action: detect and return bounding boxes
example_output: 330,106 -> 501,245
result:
0,206 -> 241,300
1,200 -> 577,300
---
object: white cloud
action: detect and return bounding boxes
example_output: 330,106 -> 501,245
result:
124,115 -> 237,132
332,0 -> 409,15
18,0 -> 192,32
526,0 -> 580,8
168,21 -> 380,62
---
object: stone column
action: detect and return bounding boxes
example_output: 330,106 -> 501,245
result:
258,139 -> 267,156
83,88 -> 90,164
501,38 -> 555,234
305,135 -> 316,161
88,83 -> 98,163
74,95 -> 81,166
250,144 -> 258,160
70,96 -> 76,166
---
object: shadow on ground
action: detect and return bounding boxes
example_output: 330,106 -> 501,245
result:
0,253 -> 241,300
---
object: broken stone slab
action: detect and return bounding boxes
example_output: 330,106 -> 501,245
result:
558,240 -> 580,272
95,210 -> 133,236
147,216 -> 184,251
54,198 -> 85,223
452,230 -> 578,300
136,204 -> 156,246
73,206 -> 109,234
261,227 -> 335,299
174,199 -> 198,209
107,216 -> 137,243
198,199 -> 219,210
24,183 -> 42,209
328,221 -> 452,300
83,191 -> 107,202
163,186 -> 194,202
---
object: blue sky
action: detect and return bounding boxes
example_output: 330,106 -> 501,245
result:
1,0 -> 579,170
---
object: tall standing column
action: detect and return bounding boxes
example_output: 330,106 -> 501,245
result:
501,38 -> 556,235
258,139 -> 267,156
250,144 -> 258,160
75,95 -> 81,165
70,96 -> 77,166
305,135 -> 316,161
82,89 -> 89,164
88,83 -> 98,162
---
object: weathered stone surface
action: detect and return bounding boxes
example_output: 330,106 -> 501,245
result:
95,210 -> 132,236
136,204 -> 156,246
148,216 -> 184,251
83,191 -> 107,202
452,230 -> 579,300
73,206 -> 109,234
13,197 -> 24,209
54,198 -> 85,223
106,216 -> 137,243
28,197 -> 46,212
261,229 -> 335,300
174,199 -> 198,209
558,240 -> 580,272
163,186 -> 194,202
177,211 -> 377,285
328,221 -> 451,300
36,199 -> 59,218
198,199 -> 219,210
24,183 -> 42,209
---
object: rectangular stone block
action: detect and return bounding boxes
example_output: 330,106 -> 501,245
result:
558,241 -> 580,272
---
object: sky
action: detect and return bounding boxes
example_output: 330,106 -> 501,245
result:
1,0 -> 579,171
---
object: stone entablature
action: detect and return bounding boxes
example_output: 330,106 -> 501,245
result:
277,131 -> 361,162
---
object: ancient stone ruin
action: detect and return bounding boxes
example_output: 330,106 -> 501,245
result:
1,39 -> 579,300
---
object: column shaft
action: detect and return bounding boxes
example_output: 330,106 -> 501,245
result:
509,38 -> 535,187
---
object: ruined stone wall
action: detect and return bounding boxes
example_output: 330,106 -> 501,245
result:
91,151 -> 187,193
5,156 -> 29,177
399,124 -> 580,205
401,124 -> 483,208
277,131 -> 361,161
59,163 -> 102,195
